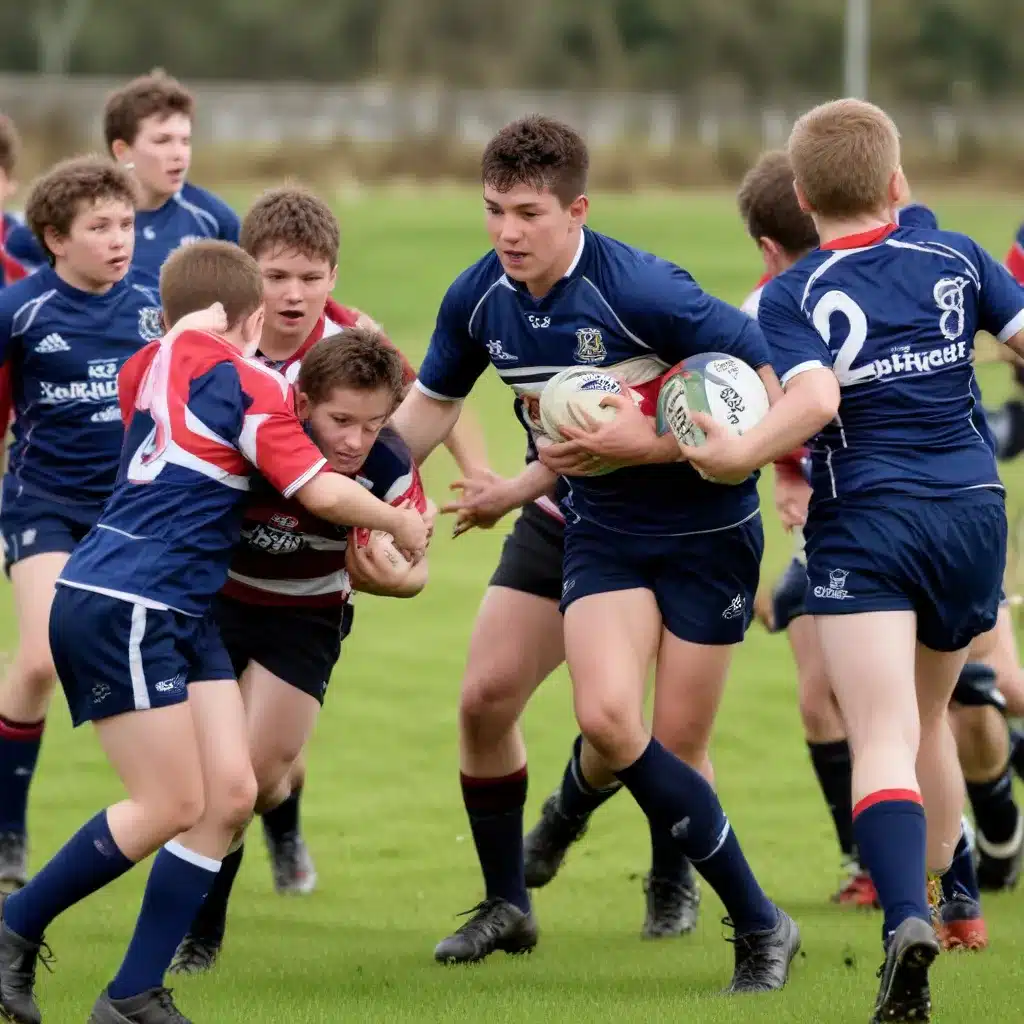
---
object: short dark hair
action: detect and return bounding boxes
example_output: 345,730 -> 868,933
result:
298,326 -> 406,410
25,156 -> 136,261
240,186 -> 339,266
481,115 -> 589,207
737,150 -> 818,256
104,70 -> 194,150
160,240 -> 263,330
0,114 -> 20,177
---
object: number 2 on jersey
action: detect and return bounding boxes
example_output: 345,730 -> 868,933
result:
812,290 -> 875,386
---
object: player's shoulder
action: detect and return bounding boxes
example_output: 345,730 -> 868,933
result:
887,226 -> 989,277
895,203 -> 939,230
585,228 -> 674,282
0,267 -> 58,325
176,183 -> 239,237
446,250 -> 505,304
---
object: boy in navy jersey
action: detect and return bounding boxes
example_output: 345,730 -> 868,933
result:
0,240 -> 426,1024
681,98 -> 1024,1022
0,157 -> 163,893
171,327 -> 429,976
104,71 -> 239,289
392,115 -> 799,992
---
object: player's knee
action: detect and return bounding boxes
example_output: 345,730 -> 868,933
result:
950,704 -> 1005,779
797,673 -> 842,740
157,786 -> 207,838
7,648 -> 58,700
209,764 -> 258,832
653,718 -> 710,768
575,696 -> 640,765
459,673 -> 524,732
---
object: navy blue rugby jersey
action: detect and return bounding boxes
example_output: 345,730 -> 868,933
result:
0,266 -> 164,505
132,183 -> 240,290
418,228 -> 771,536
760,223 -> 1024,501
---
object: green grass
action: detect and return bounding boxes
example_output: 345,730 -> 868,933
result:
11,188 -> 1024,1022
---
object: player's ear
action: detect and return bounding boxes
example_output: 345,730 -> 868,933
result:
568,194 -> 589,225
42,225 -> 66,261
793,180 -> 813,215
890,167 -> 909,210
241,304 -> 264,349
294,390 -> 311,420
758,237 -> 783,277
110,139 -> 131,165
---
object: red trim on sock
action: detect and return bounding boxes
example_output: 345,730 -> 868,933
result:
853,788 -> 922,818
0,716 -> 45,742
460,767 -> 528,788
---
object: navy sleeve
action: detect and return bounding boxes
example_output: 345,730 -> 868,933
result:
970,239 -> 1024,343
758,279 -> 833,385
416,278 -> 491,401
619,259 -> 771,370
4,224 -> 47,270
215,202 -> 241,244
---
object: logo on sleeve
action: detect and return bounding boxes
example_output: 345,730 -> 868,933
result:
138,307 -> 164,341
574,327 -> 606,363
813,568 -> 851,600
486,340 -> 517,362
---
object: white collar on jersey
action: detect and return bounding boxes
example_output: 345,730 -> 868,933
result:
563,229 -> 586,278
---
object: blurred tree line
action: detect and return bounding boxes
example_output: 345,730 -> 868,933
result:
4,0 -> 1024,104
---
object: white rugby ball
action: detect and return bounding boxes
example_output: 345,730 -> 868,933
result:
539,367 -> 644,439
656,352 -> 770,484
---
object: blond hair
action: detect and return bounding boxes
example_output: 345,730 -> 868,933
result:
788,99 -> 900,219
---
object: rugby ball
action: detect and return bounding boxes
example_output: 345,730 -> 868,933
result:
656,353 -> 770,484
538,366 -> 641,441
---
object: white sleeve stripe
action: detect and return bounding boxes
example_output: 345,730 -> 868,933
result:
997,308 -> 1024,344
414,379 -> 461,402
780,360 -> 826,386
283,457 -> 327,499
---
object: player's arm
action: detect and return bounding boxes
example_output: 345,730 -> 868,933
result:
390,279 -> 490,464
974,240 -> 1024,360
442,405 -> 490,477
444,458 -> 557,537
677,286 -> 840,482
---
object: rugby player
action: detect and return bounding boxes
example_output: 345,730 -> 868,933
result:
104,71 -> 240,288
0,157 -> 165,893
170,325 -> 430,976
393,114 -> 799,992
0,239 -> 427,1024
680,98 -> 1024,1022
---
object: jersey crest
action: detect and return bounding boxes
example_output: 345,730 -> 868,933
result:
138,306 -> 164,342
574,326 -> 606,363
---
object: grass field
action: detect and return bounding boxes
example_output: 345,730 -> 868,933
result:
8,187 -> 1024,1022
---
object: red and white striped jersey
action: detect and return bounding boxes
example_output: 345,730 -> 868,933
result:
223,427 -> 426,607
223,302 -> 422,607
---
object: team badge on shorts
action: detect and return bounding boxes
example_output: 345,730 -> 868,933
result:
813,568 -> 852,600
574,327 -> 606,364
138,306 -> 164,341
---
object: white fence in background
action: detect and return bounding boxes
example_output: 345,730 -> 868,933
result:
2,73 -> 1024,152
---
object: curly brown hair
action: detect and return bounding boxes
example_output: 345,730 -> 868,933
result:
298,326 -> 406,410
240,186 -> 339,266
160,240 -> 263,330
481,115 -> 589,207
25,156 -> 136,261
104,69 -> 194,150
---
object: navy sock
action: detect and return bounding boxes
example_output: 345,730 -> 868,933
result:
853,791 -> 930,941
941,827 -> 980,903
461,769 -> 529,914
967,766 -> 1020,846
558,735 -> 621,820
107,842 -> 220,1001
189,845 -> 244,942
649,819 -> 694,886
808,740 -> 856,859
615,739 -> 776,935
2,810 -> 133,942
0,716 -> 45,835
261,786 -> 301,843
